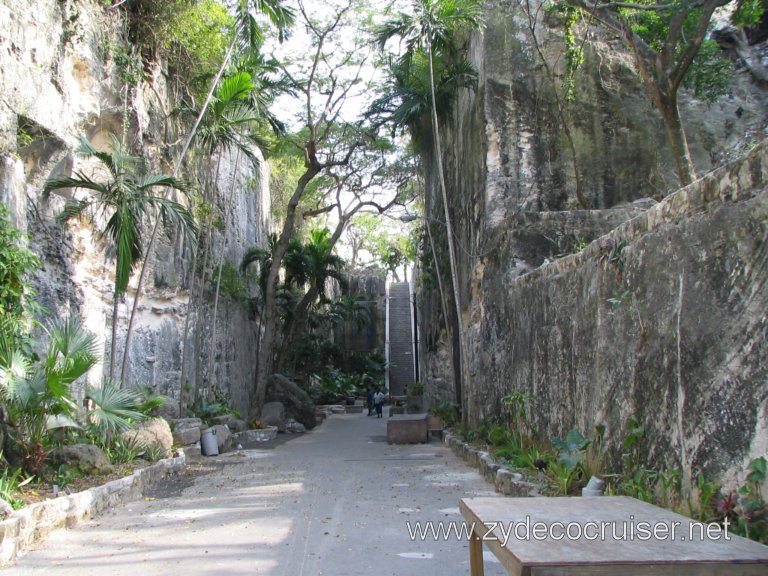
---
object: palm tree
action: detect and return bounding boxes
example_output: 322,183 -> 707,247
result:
374,0 -> 482,421
0,317 -> 98,474
275,228 -> 347,373
44,135 -> 197,382
175,70 -> 268,405
368,47 -> 477,139
126,0 -> 294,401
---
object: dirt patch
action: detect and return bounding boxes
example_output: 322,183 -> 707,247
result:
143,461 -> 218,499
18,462 -> 146,507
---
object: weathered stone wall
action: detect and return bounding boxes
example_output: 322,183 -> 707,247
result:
0,0 -> 268,416
468,146 -> 768,489
416,0 -> 768,488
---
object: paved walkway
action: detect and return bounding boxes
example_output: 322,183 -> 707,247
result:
7,409 -> 506,575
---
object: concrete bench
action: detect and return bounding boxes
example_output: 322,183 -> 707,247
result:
387,414 -> 428,444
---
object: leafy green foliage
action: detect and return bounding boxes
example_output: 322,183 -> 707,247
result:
0,317 -> 99,475
731,0 -> 765,27
370,0 -> 483,138
44,134 -> 197,298
0,204 -> 41,352
186,395 -> 228,423
0,463 -> 31,510
213,261 -> 248,303
714,457 -> 768,543
551,428 -> 590,470
429,401 -> 459,427
101,436 -> 143,465
85,381 -> 145,436
682,40 -> 734,102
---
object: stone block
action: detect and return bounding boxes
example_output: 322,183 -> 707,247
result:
387,414 -> 428,444
172,426 -> 200,446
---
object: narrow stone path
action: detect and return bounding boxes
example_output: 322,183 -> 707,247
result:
6,410 -> 507,575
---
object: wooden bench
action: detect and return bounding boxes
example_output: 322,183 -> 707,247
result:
387,413 -> 428,444
459,496 -> 768,575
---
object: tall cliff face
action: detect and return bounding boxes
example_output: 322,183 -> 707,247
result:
0,0 -> 269,416
418,0 -> 768,487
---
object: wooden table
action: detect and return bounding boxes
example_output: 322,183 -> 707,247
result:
459,496 -> 768,575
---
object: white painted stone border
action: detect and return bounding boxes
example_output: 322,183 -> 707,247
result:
0,451 -> 186,567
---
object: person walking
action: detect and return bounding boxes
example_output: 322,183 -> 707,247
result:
373,390 -> 385,418
366,388 -> 374,416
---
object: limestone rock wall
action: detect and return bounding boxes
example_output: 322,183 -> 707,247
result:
417,0 -> 768,488
0,0 -> 268,416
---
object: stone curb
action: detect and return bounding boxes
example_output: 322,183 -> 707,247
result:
442,431 -> 540,497
0,451 -> 187,567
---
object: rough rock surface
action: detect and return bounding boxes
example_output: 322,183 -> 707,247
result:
266,375 -> 317,430
0,0 -> 268,419
210,425 -> 232,453
48,444 -> 112,475
261,401 -> 286,431
121,418 -> 174,458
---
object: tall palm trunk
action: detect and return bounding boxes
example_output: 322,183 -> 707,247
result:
427,41 -> 469,423
109,292 -> 120,380
121,40 -> 237,387
207,150 -> 243,397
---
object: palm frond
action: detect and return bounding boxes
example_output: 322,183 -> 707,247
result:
0,350 -> 31,403
134,174 -> 188,193
104,207 -> 142,295
217,72 -> 255,104
86,381 -> 144,435
252,0 -> 295,40
44,316 -> 99,389
43,173 -> 110,200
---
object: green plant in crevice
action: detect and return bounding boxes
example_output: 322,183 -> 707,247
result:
714,457 -> 768,543
596,238 -> 627,281
546,2 -> 585,101
141,443 -> 166,463
0,203 -> 41,356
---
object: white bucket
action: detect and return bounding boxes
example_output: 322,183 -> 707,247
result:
201,428 -> 219,456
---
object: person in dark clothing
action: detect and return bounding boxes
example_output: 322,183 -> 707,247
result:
366,388 -> 374,416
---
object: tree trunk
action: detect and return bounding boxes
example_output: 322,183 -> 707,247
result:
275,287 -> 318,373
657,90 -> 696,188
250,166 -> 321,419
121,39 -> 237,387
109,292 -> 119,382
177,253 -> 199,417
427,43 -> 468,424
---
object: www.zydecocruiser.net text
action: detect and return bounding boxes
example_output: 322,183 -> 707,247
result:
406,516 -> 732,547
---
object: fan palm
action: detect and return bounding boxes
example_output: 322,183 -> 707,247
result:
0,317 -> 99,474
85,380 -> 144,436
44,134 -> 197,381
